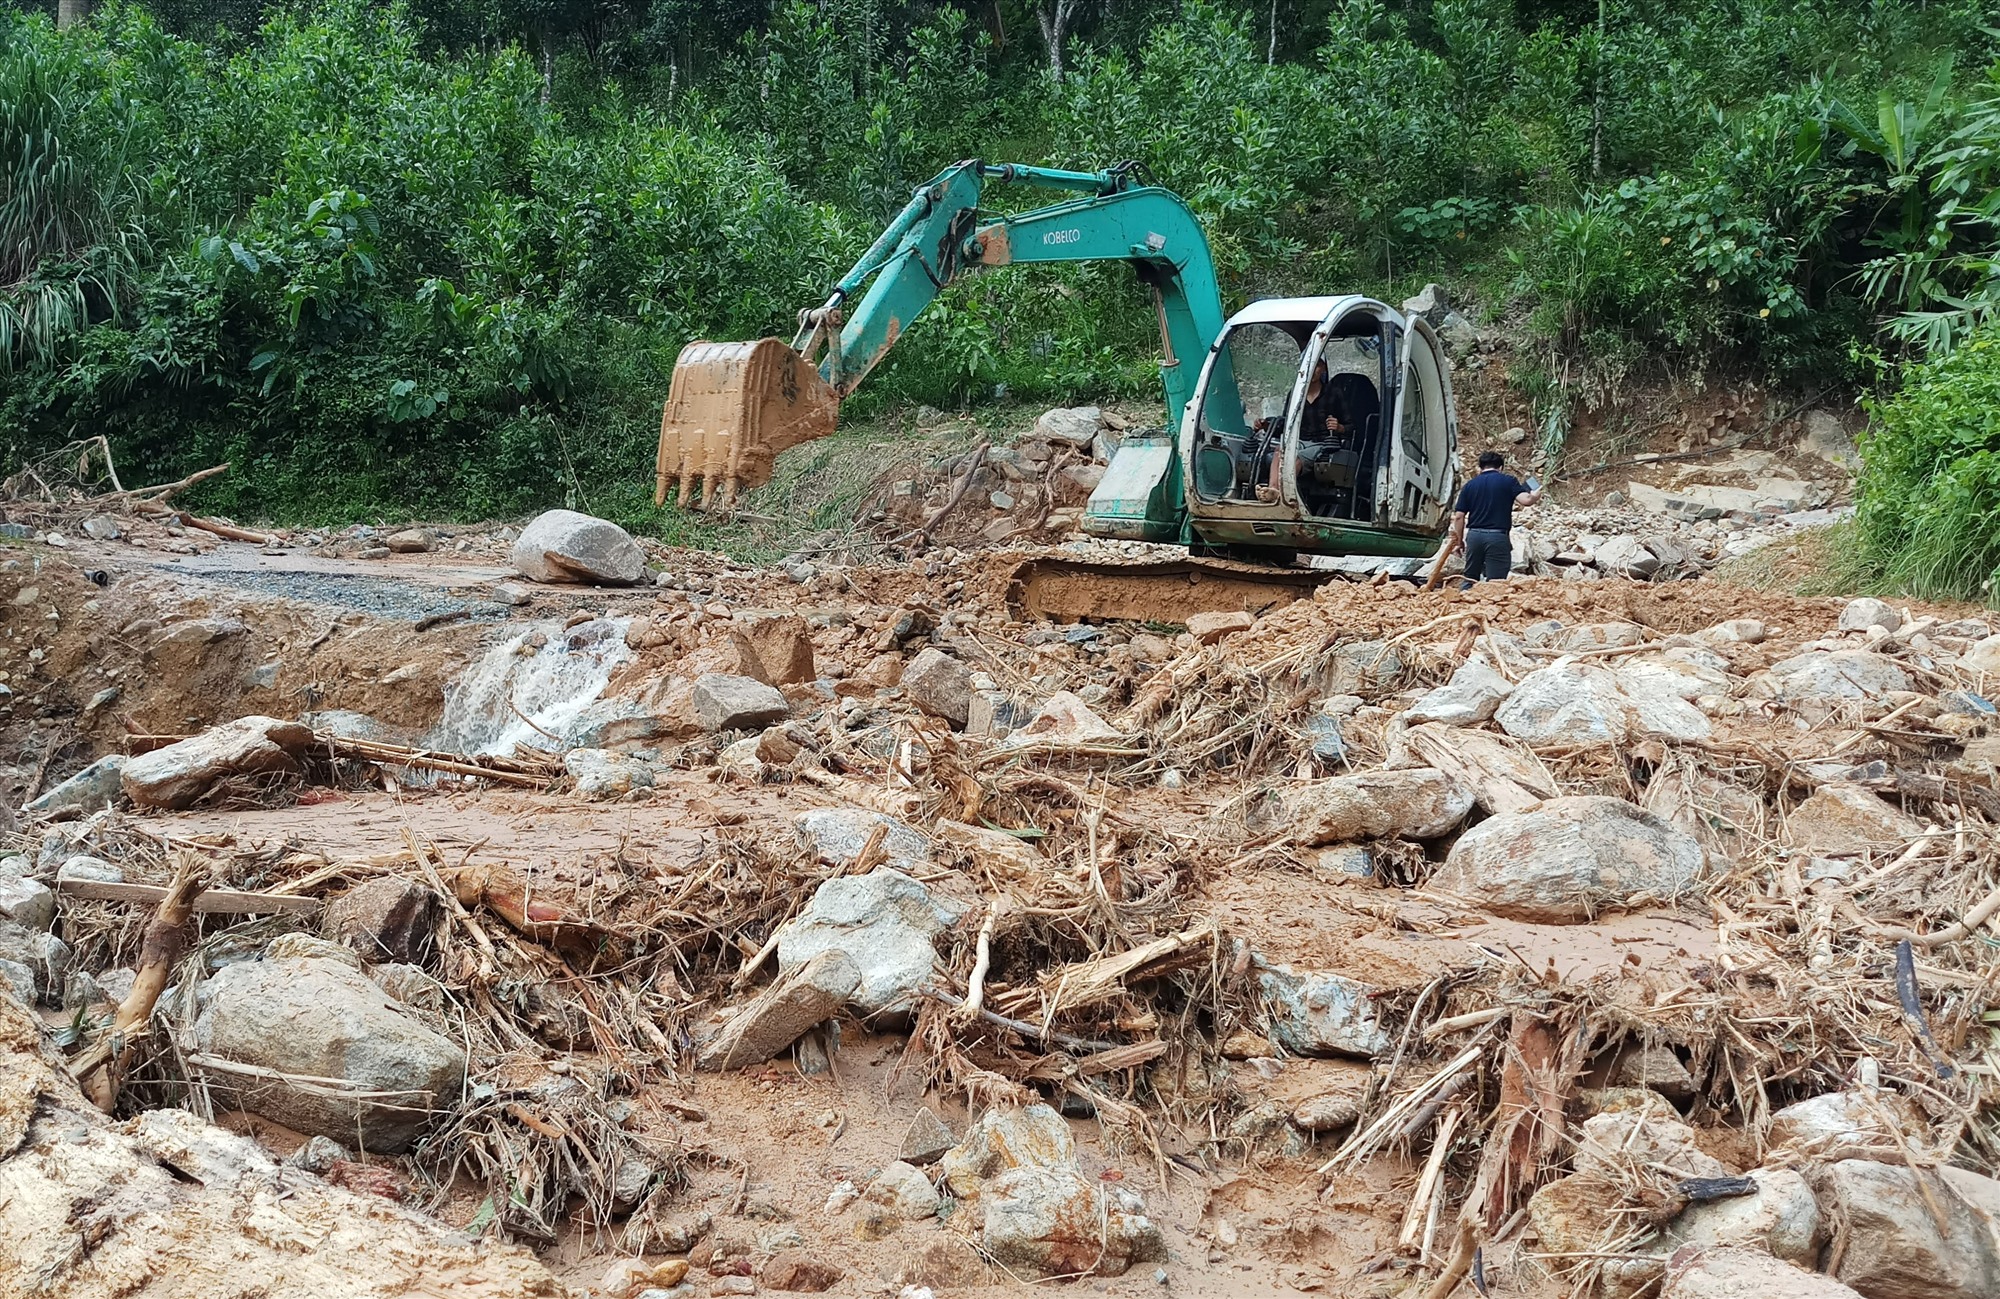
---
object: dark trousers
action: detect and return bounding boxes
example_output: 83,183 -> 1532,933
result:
1460,527 -> 1512,586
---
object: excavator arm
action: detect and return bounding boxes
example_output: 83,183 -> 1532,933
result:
655,161 -> 1228,509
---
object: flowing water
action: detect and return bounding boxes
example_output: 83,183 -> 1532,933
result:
427,617 -> 633,756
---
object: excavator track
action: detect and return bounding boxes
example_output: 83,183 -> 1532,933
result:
1006,555 -> 1349,624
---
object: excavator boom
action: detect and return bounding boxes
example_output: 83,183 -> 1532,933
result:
654,160 -> 1225,512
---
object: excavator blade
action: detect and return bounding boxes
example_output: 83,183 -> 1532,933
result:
655,338 -> 840,510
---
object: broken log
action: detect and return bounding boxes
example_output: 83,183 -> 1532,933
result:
56,877 -> 321,916
71,853 -> 209,1110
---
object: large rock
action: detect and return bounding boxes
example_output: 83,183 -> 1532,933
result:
794,809 -> 931,870
697,950 -> 859,1071
564,747 -> 654,797
980,1165 -> 1165,1276
1385,722 -> 1559,814
1002,691 -> 1123,748
1767,1088 -> 1929,1162
190,942 -> 467,1152
938,1104 -> 1076,1197
121,716 -> 314,810
509,509 -> 645,585
690,673 -> 788,732
1824,1159 -> 2000,1299
1663,1167 -> 1821,1265
1256,963 -> 1393,1058
1033,406 -> 1104,448
1431,796 -> 1706,923
1784,784 -> 1925,854
1574,1095 -> 1728,1180
323,877 -> 442,966
0,877 -> 55,931
772,869 -> 965,1015
0,991 -> 560,1299
729,612 -> 816,686
1284,767 -> 1473,843
23,755 -> 126,818
1594,535 -> 1661,578
902,648 -> 974,726
1404,655 -> 1513,726
1401,283 -> 1450,326
1495,661 -> 1710,745
1840,597 -> 1902,633
1753,650 -> 1911,705
1663,1247 -> 1865,1299
1961,635 -> 2000,676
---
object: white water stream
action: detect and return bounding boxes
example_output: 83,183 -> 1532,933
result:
426,616 -> 633,756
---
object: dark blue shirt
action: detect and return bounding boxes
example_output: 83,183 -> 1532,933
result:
1455,470 -> 1525,531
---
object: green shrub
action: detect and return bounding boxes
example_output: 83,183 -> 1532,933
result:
1856,325 -> 2000,602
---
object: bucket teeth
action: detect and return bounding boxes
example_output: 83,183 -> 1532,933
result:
656,338 -> 839,510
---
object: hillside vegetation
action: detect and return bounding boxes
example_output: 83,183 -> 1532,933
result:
3,0 -> 1999,596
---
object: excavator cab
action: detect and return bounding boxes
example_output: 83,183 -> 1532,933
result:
1141,295 -> 1456,559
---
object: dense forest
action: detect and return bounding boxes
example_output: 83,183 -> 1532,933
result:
3,1 -> 1998,595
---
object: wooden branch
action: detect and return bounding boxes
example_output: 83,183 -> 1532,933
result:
894,442 -> 990,549
57,877 -> 321,916
997,920 -> 1216,1018
102,462 -> 230,506
919,985 -> 1118,1053
961,896 -> 1003,1018
72,854 -> 209,1111
320,734 -> 555,787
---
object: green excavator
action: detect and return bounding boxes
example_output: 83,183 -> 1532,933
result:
656,161 -> 1460,620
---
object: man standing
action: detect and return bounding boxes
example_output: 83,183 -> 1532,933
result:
1447,451 -> 1541,589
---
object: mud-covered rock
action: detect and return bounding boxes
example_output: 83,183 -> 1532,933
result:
1824,1159 -> 2000,1299
761,1250 -> 842,1292
793,809 -> 930,870
932,819 -> 1042,876
323,877 -> 442,966
938,1104 -> 1076,1197
1594,535 -> 1661,578
121,715 -> 314,810
1784,783 -> 1924,854
1002,691 -> 1123,747
691,673 -> 789,732
1256,963 -> 1393,1058
864,1160 -> 940,1219
1767,1088 -> 1929,1162
1404,654 -> 1513,726
1432,796 -> 1706,922
1662,1247 -> 1864,1299
1495,661 -> 1710,745
509,509 -> 645,585
773,869 -> 964,1015
697,950 -> 858,1071
901,648 -> 974,725
1186,610 -> 1254,644
190,946 -> 467,1152
981,1166 -> 1165,1277
730,612 -> 817,686
900,1108 -> 956,1166
1284,767 -> 1474,844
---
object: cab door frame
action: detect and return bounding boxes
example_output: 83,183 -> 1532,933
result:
1381,314 -> 1458,531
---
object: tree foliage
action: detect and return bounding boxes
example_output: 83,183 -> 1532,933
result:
1,0 -> 1997,545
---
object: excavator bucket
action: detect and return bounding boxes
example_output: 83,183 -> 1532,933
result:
655,338 -> 840,510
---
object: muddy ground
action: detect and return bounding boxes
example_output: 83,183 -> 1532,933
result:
1,381 -> 1997,1299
